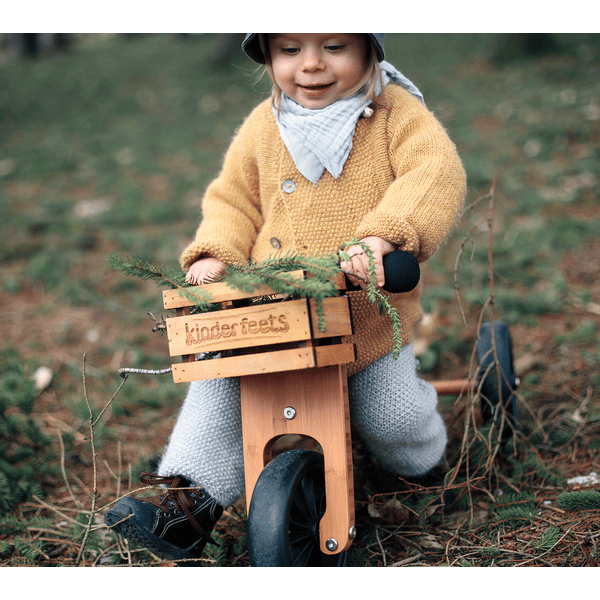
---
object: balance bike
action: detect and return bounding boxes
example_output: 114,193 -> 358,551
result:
160,252 -> 518,566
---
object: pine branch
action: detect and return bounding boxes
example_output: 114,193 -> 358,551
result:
108,254 -> 213,310
339,238 -> 378,303
108,245 -> 404,356
223,261 -> 339,299
225,251 -> 341,298
221,254 -> 341,332
339,239 -> 403,355
556,490 -> 600,511
107,253 -> 186,288
373,287 -> 404,359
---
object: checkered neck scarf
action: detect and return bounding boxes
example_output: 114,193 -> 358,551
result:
274,61 -> 425,185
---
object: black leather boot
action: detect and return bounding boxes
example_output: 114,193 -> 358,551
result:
105,472 -> 223,565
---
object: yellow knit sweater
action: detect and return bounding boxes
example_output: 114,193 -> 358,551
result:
180,85 -> 467,376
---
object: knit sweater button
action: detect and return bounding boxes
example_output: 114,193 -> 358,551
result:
282,180 -> 295,193
270,237 -> 281,249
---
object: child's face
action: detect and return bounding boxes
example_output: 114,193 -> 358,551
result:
267,33 -> 369,109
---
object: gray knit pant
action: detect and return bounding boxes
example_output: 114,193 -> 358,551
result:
158,343 -> 447,506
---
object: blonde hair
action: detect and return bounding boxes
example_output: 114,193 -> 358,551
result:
258,34 -> 385,112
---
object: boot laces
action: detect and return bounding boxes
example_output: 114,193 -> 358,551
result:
139,472 -> 211,540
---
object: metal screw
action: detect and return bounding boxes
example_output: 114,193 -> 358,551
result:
325,538 -> 338,552
349,526 -> 357,539
283,406 -> 296,420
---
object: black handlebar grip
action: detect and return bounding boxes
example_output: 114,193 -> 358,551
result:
344,250 -> 420,293
382,250 -> 420,293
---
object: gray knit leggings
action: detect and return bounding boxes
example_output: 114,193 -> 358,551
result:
158,343 -> 447,506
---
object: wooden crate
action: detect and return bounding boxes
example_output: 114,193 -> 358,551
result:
162,273 -> 355,382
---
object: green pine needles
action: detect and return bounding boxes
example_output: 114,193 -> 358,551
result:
0,350 -> 56,516
509,452 -> 565,487
0,514 -> 55,564
535,526 -> 561,553
556,490 -> 600,511
492,492 -> 536,528
107,253 -> 214,311
109,242 -> 403,358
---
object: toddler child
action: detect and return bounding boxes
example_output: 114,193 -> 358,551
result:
105,33 -> 466,564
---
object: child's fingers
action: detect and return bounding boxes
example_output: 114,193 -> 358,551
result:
185,264 -> 207,285
341,250 -> 388,290
340,247 -> 378,290
371,252 -> 386,288
185,258 -> 226,285
360,253 -> 386,289
351,255 -> 370,289
343,267 -> 365,290
185,270 -> 202,285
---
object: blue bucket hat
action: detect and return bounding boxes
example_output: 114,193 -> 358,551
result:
242,33 -> 385,64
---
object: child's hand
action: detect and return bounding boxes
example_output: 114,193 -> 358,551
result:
185,257 -> 227,285
340,236 -> 397,291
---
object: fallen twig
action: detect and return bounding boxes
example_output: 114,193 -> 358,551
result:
390,553 -> 423,567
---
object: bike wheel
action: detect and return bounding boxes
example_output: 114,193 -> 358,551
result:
476,321 -> 519,439
248,449 -> 349,567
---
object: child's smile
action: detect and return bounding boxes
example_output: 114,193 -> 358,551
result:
296,82 -> 335,101
268,33 -> 370,109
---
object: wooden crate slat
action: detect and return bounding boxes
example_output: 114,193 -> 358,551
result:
308,296 -> 353,338
314,344 -> 356,367
163,270 -> 349,310
166,299 -> 312,356
171,347 -> 316,381
162,270 -> 306,309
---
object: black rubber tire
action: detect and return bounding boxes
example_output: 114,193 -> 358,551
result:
476,321 -> 519,439
248,449 -> 349,567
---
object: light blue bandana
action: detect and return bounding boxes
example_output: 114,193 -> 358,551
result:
274,61 -> 425,184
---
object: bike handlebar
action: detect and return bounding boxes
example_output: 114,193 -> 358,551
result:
382,250 -> 421,293
345,250 -> 420,294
